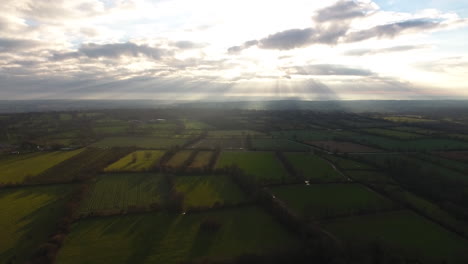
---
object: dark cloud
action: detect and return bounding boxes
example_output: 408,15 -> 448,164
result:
0,38 -> 42,53
227,1 -> 450,53
258,28 -> 315,50
345,45 -> 430,56
53,42 -> 169,60
313,0 -> 373,22
286,64 -> 373,76
345,19 -> 441,42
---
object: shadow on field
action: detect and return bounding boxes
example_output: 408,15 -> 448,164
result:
0,187 -> 70,264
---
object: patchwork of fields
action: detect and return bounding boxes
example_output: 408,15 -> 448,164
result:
3,109 -> 468,264
92,137 -> 190,149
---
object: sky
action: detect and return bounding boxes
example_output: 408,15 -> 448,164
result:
0,0 -> 467,101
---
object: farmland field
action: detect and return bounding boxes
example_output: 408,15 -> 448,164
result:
208,130 -> 264,137
190,138 -> 244,150
284,153 -> 345,182
307,140 -> 381,153
322,210 -> 468,263
252,138 -> 310,151
0,149 -> 84,183
56,207 -> 301,264
216,151 -> 290,184
324,155 -> 375,170
79,173 -> 169,214
174,175 -> 248,209
166,150 -> 193,168
104,150 -> 165,172
271,184 -> 396,219
383,116 -> 436,123
361,128 -> 423,140
345,170 -> 395,184
188,151 -> 213,169
92,137 -> 189,149
436,151 -> 468,162
0,185 -> 73,263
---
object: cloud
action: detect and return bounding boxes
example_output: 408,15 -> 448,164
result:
0,38 -> 43,53
53,42 -> 169,60
313,0 -> 375,22
227,1 -> 461,53
345,45 -> 431,56
286,64 -> 374,76
172,41 -> 207,49
345,19 -> 442,42
258,28 -> 315,50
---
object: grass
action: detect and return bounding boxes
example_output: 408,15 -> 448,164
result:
0,149 -> 84,184
345,170 -> 395,184
383,116 -> 436,123
307,140 -> 381,153
216,151 -> 290,184
0,185 -> 73,263
251,138 -> 310,151
190,138 -> 245,150
79,173 -> 169,214
56,207 -> 301,264
166,150 -> 193,168
188,151 -> 213,169
361,128 -> 423,140
104,150 -> 165,172
284,153 -> 345,182
208,130 -> 264,137
93,126 -> 128,135
174,175 -> 248,209
92,137 -> 189,149
324,155 -> 375,170
271,184 -> 396,220
323,210 -> 468,263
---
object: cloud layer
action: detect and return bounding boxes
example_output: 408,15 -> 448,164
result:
0,0 -> 467,100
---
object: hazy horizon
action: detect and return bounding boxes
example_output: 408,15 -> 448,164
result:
1,0 -> 467,100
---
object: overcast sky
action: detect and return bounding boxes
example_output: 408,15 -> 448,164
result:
1,0 -> 467,100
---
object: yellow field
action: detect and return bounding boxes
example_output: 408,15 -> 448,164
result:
104,150 -> 165,172
0,149 -> 84,183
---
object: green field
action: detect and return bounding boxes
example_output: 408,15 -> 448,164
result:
0,185 -> 73,263
252,138 -> 310,151
362,128 -> 423,140
174,175 -> 248,209
190,138 -> 244,149
284,153 -> 345,182
105,150 -> 165,172
0,149 -> 84,183
166,150 -> 193,168
208,130 -> 264,137
271,184 -> 396,219
92,137 -> 189,149
323,210 -> 468,263
56,207 -> 300,264
188,151 -> 213,169
79,173 -> 169,214
93,125 -> 128,135
345,170 -> 395,184
324,155 -> 375,170
216,151 -> 290,184
383,116 -> 436,123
